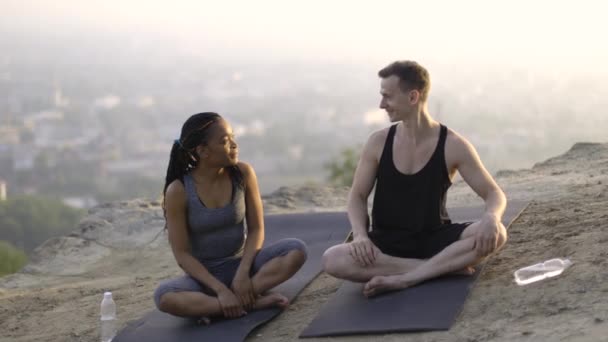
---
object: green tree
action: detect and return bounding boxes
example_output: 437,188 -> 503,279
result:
0,196 -> 85,253
325,147 -> 361,187
0,240 -> 28,277
97,175 -> 161,202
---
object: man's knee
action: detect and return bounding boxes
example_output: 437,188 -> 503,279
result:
496,225 -> 508,250
464,221 -> 508,254
482,224 -> 508,257
322,245 -> 350,277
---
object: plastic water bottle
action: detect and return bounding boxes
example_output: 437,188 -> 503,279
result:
100,291 -> 117,342
514,258 -> 572,285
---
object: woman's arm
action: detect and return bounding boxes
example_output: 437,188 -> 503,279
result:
235,162 -> 264,274
165,180 -> 228,292
231,162 -> 264,308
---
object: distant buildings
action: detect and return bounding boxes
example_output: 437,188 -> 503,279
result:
62,196 -> 97,209
0,179 -> 7,201
0,125 -> 20,145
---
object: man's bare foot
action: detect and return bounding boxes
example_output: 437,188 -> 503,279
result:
197,316 -> 211,325
363,274 -> 413,298
253,293 -> 289,310
453,266 -> 476,276
363,266 -> 475,297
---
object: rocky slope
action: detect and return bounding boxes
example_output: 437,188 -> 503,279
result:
1,142 -> 607,342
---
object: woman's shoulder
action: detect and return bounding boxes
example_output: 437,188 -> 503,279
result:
232,161 -> 256,189
235,161 -> 255,177
165,179 -> 187,201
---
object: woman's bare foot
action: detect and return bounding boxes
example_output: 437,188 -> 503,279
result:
253,292 -> 289,310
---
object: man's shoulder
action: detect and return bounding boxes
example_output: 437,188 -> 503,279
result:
367,125 -> 392,146
445,127 -> 473,150
361,125 -> 393,161
444,127 -> 479,165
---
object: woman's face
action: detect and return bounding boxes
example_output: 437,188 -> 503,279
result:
197,118 -> 239,167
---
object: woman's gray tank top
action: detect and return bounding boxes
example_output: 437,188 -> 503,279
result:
183,169 -> 246,266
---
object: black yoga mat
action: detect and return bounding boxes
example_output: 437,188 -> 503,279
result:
113,212 -> 351,342
300,201 -> 529,338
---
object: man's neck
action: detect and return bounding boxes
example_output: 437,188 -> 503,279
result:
399,106 -> 438,141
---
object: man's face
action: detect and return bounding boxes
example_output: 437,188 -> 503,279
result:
379,75 -> 415,122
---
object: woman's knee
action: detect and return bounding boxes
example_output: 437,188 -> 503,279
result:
154,278 -> 195,312
287,238 -> 308,253
280,238 -> 308,262
261,238 -> 308,271
156,292 -> 178,313
285,249 -> 307,270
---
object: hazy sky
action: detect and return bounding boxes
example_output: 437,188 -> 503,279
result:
2,0 -> 607,70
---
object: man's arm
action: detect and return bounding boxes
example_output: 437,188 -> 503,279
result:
448,131 -> 507,256
347,130 -> 384,266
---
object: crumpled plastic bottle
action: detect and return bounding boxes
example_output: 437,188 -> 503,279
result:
514,258 -> 572,285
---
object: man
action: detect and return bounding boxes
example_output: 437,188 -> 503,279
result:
322,61 -> 507,297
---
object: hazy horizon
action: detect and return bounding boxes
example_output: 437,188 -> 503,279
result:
2,0 -> 608,71
1,0 -> 608,200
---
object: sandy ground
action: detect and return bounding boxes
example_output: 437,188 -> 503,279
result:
1,142 -> 607,342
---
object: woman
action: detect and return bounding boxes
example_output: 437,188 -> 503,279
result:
154,112 -> 307,320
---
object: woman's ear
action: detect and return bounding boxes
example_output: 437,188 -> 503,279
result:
195,145 -> 207,160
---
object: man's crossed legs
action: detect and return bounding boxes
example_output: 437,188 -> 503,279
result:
322,220 -> 507,297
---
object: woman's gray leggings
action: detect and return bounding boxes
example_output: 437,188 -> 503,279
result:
154,238 -> 307,308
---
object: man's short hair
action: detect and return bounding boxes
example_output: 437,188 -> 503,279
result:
378,61 -> 431,101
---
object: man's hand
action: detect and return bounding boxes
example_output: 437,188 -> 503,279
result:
349,235 -> 379,267
474,213 -> 504,257
217,287 -> 246,318
231,271 -> 256,311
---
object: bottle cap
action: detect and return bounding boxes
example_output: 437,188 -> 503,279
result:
104,291 -> 113,299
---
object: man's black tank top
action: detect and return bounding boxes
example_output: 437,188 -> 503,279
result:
371,124 -> 452,235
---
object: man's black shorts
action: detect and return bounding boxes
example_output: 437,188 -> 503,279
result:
368,222 -> 474,259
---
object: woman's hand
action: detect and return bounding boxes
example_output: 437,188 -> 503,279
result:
231,271 -> 256,310
216,288 -> 246,318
